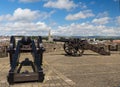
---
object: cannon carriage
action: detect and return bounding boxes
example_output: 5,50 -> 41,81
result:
54,38 -> 110,56
7,36 -> 45,84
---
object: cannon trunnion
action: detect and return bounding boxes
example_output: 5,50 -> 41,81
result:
7,36 -> 45,84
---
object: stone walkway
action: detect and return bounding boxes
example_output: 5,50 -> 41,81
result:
0,53 -> 75,87
1,51 -> 120,87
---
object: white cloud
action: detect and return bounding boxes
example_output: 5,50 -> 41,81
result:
0,22 -> 51,36
92,17 -> 110,25
19,0 -> 40,3
102,28 -> 115,34
65,10 -> 94,20
0,8 -> 54,36
0,8 -> 40,22
12,8 -> 40,21
78,2 -> 87,9
44,0 -> 77,10
116,16 -> 120,24
52,23 -> 119,36
96,11 -> 109,18
0,8 -> 54,22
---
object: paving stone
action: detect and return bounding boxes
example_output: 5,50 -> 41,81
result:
0,53 -> 75,87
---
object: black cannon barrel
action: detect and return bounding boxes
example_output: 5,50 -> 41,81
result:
21,36 -> 32,45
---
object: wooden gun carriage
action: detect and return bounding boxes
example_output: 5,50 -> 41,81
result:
7,36 -> 45,84
54,38 -> 110,56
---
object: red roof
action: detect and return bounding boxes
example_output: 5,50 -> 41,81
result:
113,40 -> 120,44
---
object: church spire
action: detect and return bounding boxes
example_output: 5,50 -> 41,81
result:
48,30 -> 53,42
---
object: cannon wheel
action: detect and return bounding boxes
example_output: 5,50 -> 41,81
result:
63,42 -> 72,55
63,42 -> 84,56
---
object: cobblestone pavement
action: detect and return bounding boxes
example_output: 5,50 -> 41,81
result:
44,50 -> 120,87
0,50 -> 120,87
0,52 -> 75,87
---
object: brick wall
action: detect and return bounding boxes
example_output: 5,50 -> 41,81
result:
43,42 -> 63,53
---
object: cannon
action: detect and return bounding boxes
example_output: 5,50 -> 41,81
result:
53,38 -> 110,56
7,36 -> 45,84
54,38 -> 84,56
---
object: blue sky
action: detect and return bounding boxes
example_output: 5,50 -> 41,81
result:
0,0 -> 120,36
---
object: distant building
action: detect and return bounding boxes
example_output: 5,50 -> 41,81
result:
113,40 -> 120,44
48,30 -> 53,42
